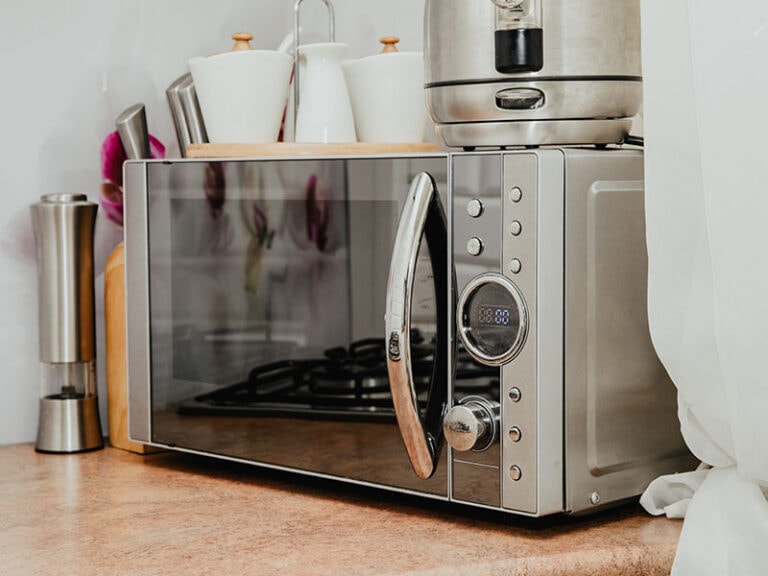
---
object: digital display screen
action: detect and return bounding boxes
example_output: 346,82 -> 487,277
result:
462,280 -> 524,361
478,305 -> 512,327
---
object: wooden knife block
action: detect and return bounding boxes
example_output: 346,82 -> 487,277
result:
105,242 -> 159,454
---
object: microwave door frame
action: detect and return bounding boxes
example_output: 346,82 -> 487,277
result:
124,160 -> 152,445
385,171 -> 449,480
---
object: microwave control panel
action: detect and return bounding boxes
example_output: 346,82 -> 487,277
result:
451,151 -> 564,516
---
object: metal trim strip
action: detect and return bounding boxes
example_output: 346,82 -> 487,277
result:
124,160 -> 152,443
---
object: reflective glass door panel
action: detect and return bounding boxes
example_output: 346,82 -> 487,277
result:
145,156 -> 448,494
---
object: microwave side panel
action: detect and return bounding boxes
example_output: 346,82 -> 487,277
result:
562,149 -> 696,514
124,160 -> 152,444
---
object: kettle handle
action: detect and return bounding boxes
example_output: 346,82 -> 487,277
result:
385,172 -> 449,480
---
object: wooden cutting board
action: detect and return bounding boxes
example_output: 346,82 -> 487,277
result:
185,142 -> 442,158
105,242 -> 161,454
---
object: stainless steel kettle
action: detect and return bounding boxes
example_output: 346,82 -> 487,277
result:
424,0 -> 642,148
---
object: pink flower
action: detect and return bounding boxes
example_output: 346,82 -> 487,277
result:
99,131 -> 165,225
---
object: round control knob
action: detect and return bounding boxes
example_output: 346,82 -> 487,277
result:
443,396 -> 500,452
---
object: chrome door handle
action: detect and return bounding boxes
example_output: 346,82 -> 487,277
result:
385,172 -> 448,480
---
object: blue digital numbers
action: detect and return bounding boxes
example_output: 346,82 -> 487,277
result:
479,306 -> 511,326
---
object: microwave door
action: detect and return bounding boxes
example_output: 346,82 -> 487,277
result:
385,172 -> 449,480
138,157 -> 449,496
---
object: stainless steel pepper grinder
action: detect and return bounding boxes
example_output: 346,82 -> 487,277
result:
31,193 -> 104,453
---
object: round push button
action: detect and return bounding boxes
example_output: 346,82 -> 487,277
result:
467,237 -> 484,256
467,199 -> 484,218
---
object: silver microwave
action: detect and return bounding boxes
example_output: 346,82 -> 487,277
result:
124,148 -> 695,516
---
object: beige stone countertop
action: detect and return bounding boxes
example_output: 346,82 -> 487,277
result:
0,443 -> 681,575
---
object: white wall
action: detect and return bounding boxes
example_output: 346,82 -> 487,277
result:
0,0 -> 425,445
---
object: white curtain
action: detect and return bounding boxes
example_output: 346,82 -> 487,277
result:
639,1 -> 768,573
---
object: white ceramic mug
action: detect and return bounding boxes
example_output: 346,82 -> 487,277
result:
343,52 -> 427,143
190,50 -> 293,143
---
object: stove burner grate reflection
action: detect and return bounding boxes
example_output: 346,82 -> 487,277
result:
178,336 -> 498,422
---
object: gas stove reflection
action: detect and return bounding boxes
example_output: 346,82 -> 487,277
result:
178,333 -> 497,422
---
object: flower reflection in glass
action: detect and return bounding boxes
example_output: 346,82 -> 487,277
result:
305,174 -> 329,251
